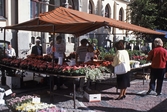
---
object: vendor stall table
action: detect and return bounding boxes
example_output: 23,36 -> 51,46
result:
0,64 -> 85,109
131,64 -> 151,85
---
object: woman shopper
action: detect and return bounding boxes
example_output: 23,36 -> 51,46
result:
146,38 -> 167,96
112,40 -> 131,100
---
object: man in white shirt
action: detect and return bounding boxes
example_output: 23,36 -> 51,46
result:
6,44 -> 16,58
53,36 -> 66,62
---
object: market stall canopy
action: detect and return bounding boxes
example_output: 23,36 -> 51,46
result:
4,7 -> 165,37
156,30 -> 167,38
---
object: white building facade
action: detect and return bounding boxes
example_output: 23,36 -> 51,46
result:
0,0 -> 132,58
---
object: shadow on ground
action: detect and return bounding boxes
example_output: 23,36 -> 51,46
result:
148,98 -> 167,112
85,106 -> 142,112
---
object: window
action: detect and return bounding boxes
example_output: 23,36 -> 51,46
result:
68,0 -> 74,9
119,8 -> 123,21
49,37 -> 53,42
31,37 -> 35,44
68,37 -> 70,43
0,0 -> 5,17
71,37 -> 75,43
30,0 -> 41,18
105,4 -> 110,18
89,1 -> 93,14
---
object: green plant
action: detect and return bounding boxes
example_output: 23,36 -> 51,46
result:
139,60 -> 147,65
92,38 -> 98,45
85,66 -> 102,81
99,47 -> 115,60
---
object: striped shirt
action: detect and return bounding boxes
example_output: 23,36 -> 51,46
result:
76,46 -> 88,62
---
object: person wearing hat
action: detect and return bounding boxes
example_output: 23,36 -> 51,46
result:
31,39 -> 43,56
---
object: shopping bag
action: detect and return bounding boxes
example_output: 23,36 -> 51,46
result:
114,62 -> 130,75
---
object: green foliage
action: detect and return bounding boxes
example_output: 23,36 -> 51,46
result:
139,60 -> 147,65
164,42 -> 167,49
92,38 -> 98,45
99,47 -> 115,60
128,50 -> 142,59
128,0 -> 167,31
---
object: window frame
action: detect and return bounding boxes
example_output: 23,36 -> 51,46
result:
119,8 -> 123,21
30,0 -> 41,19
89,1 -> 93,14
105,4 -> 110,18
0,0 -> 5,20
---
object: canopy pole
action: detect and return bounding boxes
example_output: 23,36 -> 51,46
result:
3,28 -> 6,55
50,25 -> 56,103
52,25 -> 55,66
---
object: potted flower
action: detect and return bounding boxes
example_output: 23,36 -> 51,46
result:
71,65 -> 86,76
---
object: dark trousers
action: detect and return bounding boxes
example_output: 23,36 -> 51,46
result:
149,68 -> 165,94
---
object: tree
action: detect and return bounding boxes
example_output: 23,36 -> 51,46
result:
128,0 -> 167,31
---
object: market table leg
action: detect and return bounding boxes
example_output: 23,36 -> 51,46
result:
73,79 -> 76,109
1,68 -> 6,85
142,68 -> 145,85
50,76 -> 54,103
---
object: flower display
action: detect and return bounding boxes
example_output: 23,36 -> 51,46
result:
101,61 -> 112,67
2,58 -> 13,65
10,59 -> 22,67
1,56 -> 111,79
71,65 -> 86,76
6,95 -> 34,110
6,95 -> 66,112
85,65 -> 110,81
20,59 -> 29,69
131,55 -> 147,61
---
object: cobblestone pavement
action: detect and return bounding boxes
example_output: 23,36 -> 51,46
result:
82,79 -> 167,112
7,78 -> 167,112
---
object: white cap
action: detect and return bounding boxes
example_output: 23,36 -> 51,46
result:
36,39 -> 40,42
